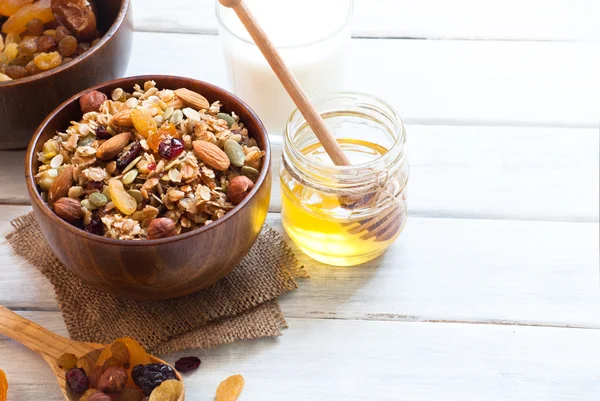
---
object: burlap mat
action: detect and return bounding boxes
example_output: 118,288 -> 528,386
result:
7,213 -> 306,355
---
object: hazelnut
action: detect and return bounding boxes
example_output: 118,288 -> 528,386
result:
227,176 -> 255,205
53,197 -> 82,224
97,366 -> 127,393
148,218 -> 177,239
79,90 -> 107,114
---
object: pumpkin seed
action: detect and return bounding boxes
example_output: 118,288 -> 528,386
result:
217,112 -> 235,128
127,189 -> 143,203
170,109 -> 183,125
122,169 -> 138,185
241,166 -> 260,182
89,192 -> 108,207
122,156 -> 142,175
81,199 -> 97,211
50,154 -> 63,169
224,139 -> 245,167
163,106 -> 174,121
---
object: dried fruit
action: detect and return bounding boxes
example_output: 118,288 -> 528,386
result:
48,164 -> 74,204
79,90 -> 107,114
192,140 -> 230,171
0,0 -> 34,17
0,368 -> 7,401
98,366 -> 128,393
215,374 -> 244,401
158,138 -> 184,160
148,123 -> 178,152
33,51 -> 62,70
174,88 -> 210,111
108,179 -> 137,215
5,65 -> 27,79
66,367 -> 89,394
36,34 -> 56,52
147,218 -> 176,240
95,126 -> 111,140
18,35 -> 38,55
119,388 -> 145,401
110,341 -> 131,367
131,108 -> 157,138
223,139 -> 245,167
51,0 -> 97,40
97,132 -> 131,160
1,0 -> 54,34
149,379 -> 182,401
79,389 -> 103,401
85,391 -> 112,401
57,352 -> 79,370
25,17 -> 44,34
131,364 -> 178,396
84,210 -> 104,236
227,176 -> 254,205
116,141 -> 142,171
174,357 -> 200,373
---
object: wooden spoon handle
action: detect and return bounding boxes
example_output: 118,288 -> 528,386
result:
0,305 -> 76,361
219,0 -> 352,166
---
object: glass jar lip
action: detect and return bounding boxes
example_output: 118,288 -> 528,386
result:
215,0 -> 354,49
284,91 -> 406,174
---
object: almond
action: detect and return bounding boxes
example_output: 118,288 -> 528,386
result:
192,140 -> 230,171
48,165 -> 74,205
110,109 -> 133,127
53,197 -> 83,224
97,132 -> 131,160
174,88 -> 210,111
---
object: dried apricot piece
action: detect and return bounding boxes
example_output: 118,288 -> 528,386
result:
2,0 -> 54,34
147,123 -> 178,152
215,374 -> 244,401
111,340 -> 131,367
0,369 -> 7,401
131,108 -> 157,138
0,0 -> 34,17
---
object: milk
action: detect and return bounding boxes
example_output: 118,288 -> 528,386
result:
217,0 -> 353,135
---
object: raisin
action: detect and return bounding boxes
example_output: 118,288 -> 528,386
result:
84,180 -> 103,194
75,41 -> 89,55
131,108 -> 157,138
18,35 -> 38,56
25,17 -> 44,35
95,126 -> 111,139
25,59 -> 40,75
66,367 -> 89,394
118,388 -> 144,401
174,356 -> 200,373
5,65 -> 27,79
215,374 -> 244,401
55,25 -> 70,41
116,141 -> 142,171
108,179 -> 137,215
83,210 -> 104,236
1,0 -> 53,34
58,34 -> 77,56
158,138 -> 184,160
36,34 -> 56,52
33,51 -> 61,70
148,380 -> 180,401
57,353 -> 78,370
131,364 -> 178,396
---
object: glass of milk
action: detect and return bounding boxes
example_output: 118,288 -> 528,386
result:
216,0 -> 354,139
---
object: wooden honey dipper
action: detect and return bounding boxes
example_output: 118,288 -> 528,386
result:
219,0 -> 404,242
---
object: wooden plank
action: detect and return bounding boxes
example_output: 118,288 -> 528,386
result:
124,32 -> 600,128
133,0 -> 600,41
1,206 -> 598,328
1,311 -> 599,400
9,125 -> 599,221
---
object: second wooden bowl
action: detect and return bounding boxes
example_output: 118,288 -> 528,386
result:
25,75 -> 272,300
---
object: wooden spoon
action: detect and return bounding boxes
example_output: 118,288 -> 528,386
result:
219,0 -> 403,241
0,306 -> 185,401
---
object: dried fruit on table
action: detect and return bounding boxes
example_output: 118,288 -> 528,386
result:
0,0 -> 34,17
57,352 -> 78,370
66,367 -> 89,394
0,368 -> 7,401
132,364 -> 178,396
174,357 -> 200,373
2,0 -> 54,34
108,179 -> 137,215
148,379 -> 182,401
33,51 -> 62,70
131,108 -> 157,138
215,374 -> 244,401
51,0 -> 97,40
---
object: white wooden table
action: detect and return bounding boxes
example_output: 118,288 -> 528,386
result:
1,1 -> 599,399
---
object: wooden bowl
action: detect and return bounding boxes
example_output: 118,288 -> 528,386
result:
0,0 -> 132,150
25,75 -> 272,300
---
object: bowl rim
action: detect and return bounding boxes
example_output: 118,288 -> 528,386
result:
25,74 -> 272,247
0,0 -> 131,88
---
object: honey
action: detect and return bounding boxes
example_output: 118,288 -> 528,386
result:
280,92 -> 409,266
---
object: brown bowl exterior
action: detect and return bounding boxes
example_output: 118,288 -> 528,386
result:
0,0 -> 133,150
25,76 -> 272,300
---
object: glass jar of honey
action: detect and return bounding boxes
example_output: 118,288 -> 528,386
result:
280,92 -> 409,266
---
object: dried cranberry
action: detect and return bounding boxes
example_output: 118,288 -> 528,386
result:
84,211 -> 104,236
116,141 -> 142,171
66,367 -> 89,394
132,364 -> 178,396
174,356 -> 200,373
158,138 -> 184,160
147,162 -> 156,171
83,180 -> 104,195
95,126 -> 111,140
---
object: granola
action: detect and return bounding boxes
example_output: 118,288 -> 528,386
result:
36,80 -> 265,240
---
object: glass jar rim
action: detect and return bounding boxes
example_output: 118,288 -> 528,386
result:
284,91 -> 406,177
215,0 -> 354,50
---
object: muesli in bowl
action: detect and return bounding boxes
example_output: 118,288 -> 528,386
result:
35,80 -> 265,240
